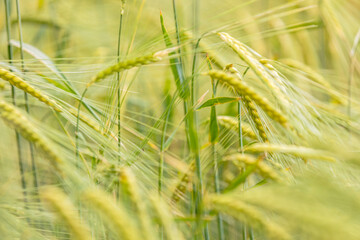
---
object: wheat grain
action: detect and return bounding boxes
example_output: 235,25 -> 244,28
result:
87,49 -> 173,88
224,65 -> 268,142
171,161 -> 195,203
0,68 -> 61,111
206,70 -> 288,127
217,116 -> 257,140
0,100 -> 62,169
217,32 -> 289,105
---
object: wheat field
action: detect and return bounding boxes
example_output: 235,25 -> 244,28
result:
0,0 -> 360,239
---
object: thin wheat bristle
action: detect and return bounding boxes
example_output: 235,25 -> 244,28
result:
41,187 -> 91,240
0,68 -> 61,112
223,153 -> 281,182
0,100 -> 62,169
208,195 -> 291,240
69,108 -> 100,131
217,32 -> 288,106
245,143 -> 337,162
82,188 -> 141,240
87,49 -> 173,88
278,58 -> 345,104
206,70 -> 288,128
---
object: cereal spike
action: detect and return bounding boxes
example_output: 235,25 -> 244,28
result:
41,187 -> 91,240
208,195 -> 291,240
0,68 -> 61,112
150,195 -> 185,240
245,143 -> 337,162
119,167 -> 155,240
223,154 -> 281,182
171,161 -> 195,204
0,100 -> 62,169
217,32 -> 288,106
217,116 -> 257,140
207,70 -> 288,127
87,49 -> 171,88
224,65 -> 268,142
82,188 -> 141,240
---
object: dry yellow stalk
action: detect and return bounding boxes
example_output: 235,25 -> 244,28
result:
82,188 -> 141,240
0,68 -> 61,111
0,100 -> 62,169
206,70 -> 288,128
41,187 -> 91,240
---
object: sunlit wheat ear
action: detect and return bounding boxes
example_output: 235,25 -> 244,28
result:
217,32 -> 288,105
207,195 -> 291,240
87,48 -> 174,88
82,188 -> 141,240
119,167 -> 155,240
206,70 -> 288,128
223,154 -> 281,182
0,100 -> 62,169
245,143 -> 337,162
217,116 -> 257,140
171,161 -> 195,204
224,65 -> 268,142
150,194 -> 185,240
0,68 -> 61,111
243,98 -> 268,142
41,187 -> 91,240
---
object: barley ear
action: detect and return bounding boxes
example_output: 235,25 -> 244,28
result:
41,187 -> 91,240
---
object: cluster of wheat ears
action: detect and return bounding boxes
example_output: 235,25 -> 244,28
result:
0,0 -> 360,239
